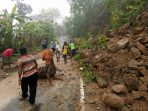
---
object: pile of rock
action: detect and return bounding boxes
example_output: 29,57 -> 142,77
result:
81,11 -> 148,110
104,11 -> 148,110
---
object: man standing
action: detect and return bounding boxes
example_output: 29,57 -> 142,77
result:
62,42 -> 68,64
1,48 -> 13,69
69,40 -> 76,57
18,47 -> 38,105
41,38 -> 47,48
50,41 -> 56,53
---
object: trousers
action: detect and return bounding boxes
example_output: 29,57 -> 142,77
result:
21,73 -> 38,104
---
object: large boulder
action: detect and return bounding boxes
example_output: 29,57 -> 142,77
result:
132,91 -> 146,100
138,67 -> 148,76
117,38 -> 129,49
128,59 -> 139,69
143,75 -> 148,86
94,53 -> 110,63
123,74 -> 140,92
133,26 -> 144,35
80,49 -> 92,59
130,47 -> 141,59
111,84 -> 128,94
124,96 -> 133,105
107,44 -> 120,53
103,93 -> 125,109
138,84 -> 147,92
136,42 -> 147,55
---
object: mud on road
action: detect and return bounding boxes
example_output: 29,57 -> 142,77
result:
0,54 -> 81,111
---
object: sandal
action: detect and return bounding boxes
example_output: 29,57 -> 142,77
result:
19,97 -> 27,101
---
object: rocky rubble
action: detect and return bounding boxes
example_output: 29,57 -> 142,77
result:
80,11 -> 148,110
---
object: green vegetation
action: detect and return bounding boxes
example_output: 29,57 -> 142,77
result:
81,69 -> 96,82
65,0 -> 148,37
106,0 -> 147,29
81,39 -> 91,49
73,53 -> 80,61
80,63 -> 96,82
98,35 -> 108,50
0,1 -> 59,52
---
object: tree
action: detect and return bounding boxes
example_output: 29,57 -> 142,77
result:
65,0 -> 148,38
66,0 -> 110,37
0,3 -> 57,52
11,0 -> 32,16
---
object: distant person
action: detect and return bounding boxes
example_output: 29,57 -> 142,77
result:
17,47 -> 38,105
55,48 -> 60,62
50,41 -> 56,53
41,39 -> 47,48
69,40 -> 76,57
62,42 -> 68,64
1,48 -> 13,69
42,44 -> 56,84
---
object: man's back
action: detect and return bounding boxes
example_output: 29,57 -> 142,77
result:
69,43 -> 75,50
18,54 -> 37,78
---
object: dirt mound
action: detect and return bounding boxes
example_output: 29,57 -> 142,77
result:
81,11 -> 148,110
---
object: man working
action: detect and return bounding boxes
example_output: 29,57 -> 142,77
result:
42,44 -> 56,85
1,48 -> 13,69
69,40 -> 76,57
18,47 -> 38,105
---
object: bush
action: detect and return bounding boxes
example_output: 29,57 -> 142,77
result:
80,62 -> 96,82
74,53 -> 80,61
81,39 -> 91,49
98,34 -> 108,50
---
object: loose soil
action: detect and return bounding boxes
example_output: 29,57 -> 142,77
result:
0,52 -> 82,111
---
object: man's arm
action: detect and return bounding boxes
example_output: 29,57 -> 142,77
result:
34,59 -> 38,69
18,64 -> 22,85
62,46 -> 64,52
42,51 -> 45,61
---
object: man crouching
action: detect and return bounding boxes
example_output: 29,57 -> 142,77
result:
42,44 -> 55,85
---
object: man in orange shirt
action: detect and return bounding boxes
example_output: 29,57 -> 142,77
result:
42,44 -> 56,85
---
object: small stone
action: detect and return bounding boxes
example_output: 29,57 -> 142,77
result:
97,107 -> 100,110
5,74 -> 9,76
89,100 -> 96,104
70,77 -> 75,80
96,77 -> 108,88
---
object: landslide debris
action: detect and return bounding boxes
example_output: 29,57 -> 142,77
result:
80,11 -> 148,111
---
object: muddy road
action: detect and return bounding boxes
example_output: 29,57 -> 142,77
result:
0,55 -> 82,111
0,40 -> 85,111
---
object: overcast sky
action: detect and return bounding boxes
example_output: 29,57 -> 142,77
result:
0,0 -> 70,17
